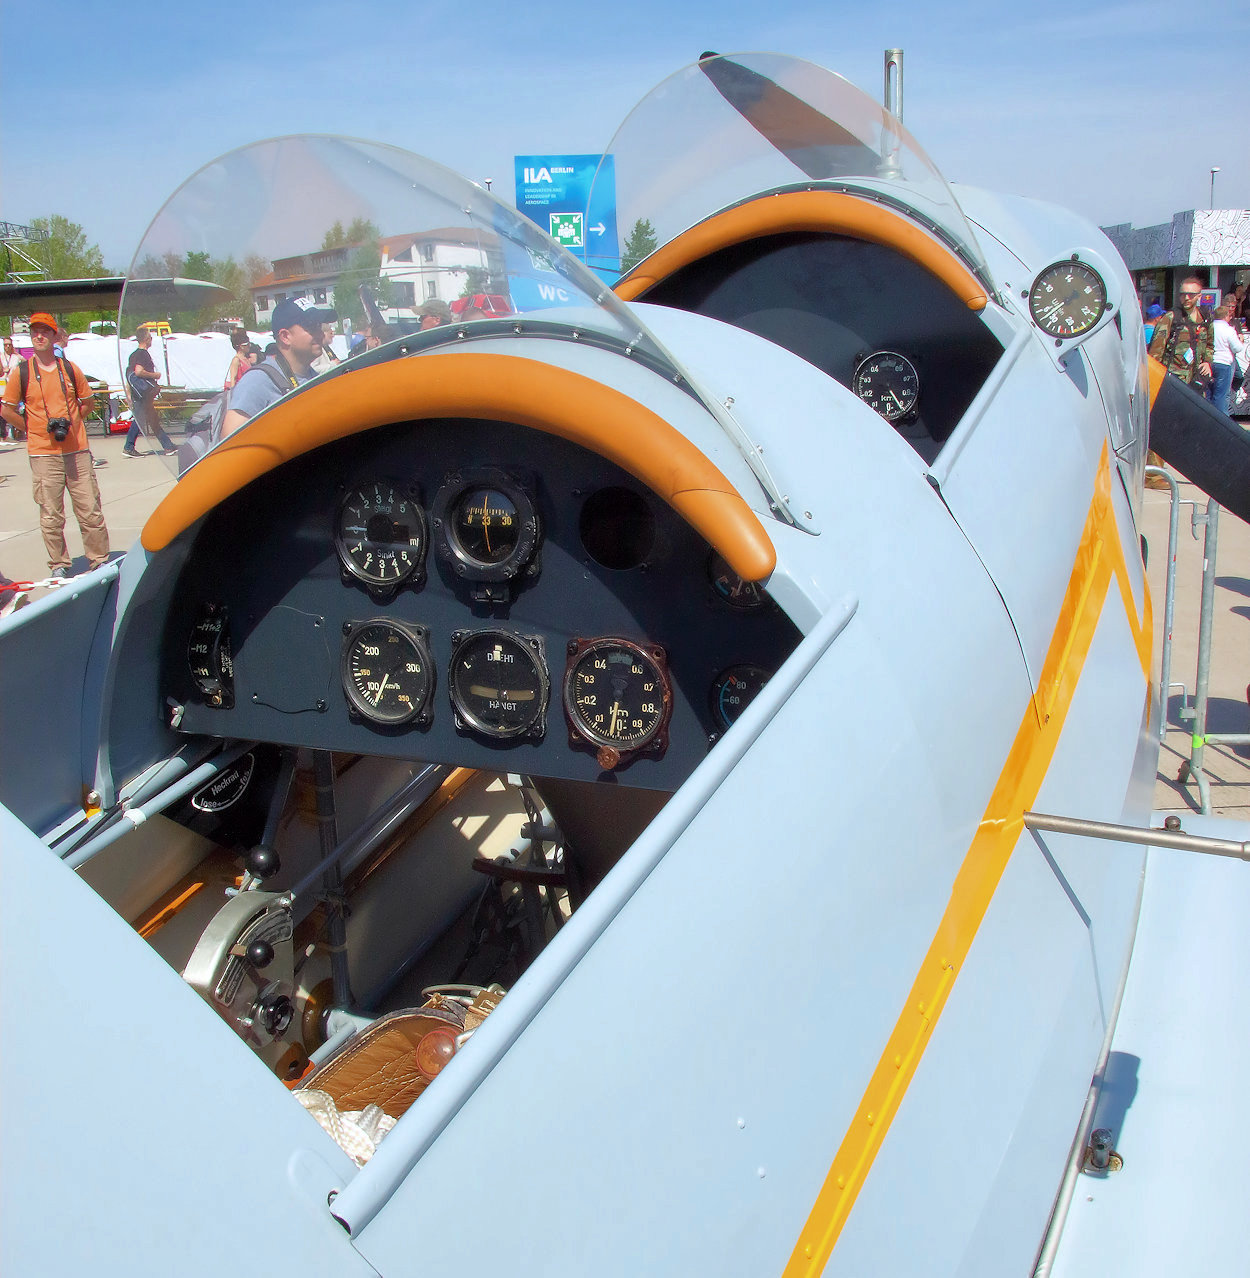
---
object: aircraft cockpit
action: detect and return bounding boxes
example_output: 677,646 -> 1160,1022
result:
38,59 -> 1018,1163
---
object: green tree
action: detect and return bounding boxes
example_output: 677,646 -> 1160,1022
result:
28,214 -> 108,280
322,217 -> 380,251
23,214 -> 110,332
620,217 -> 658,274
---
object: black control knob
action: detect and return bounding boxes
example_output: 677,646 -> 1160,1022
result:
246,940 -> 275,969
258,994 -> 294,1038
247,846 -> 281,879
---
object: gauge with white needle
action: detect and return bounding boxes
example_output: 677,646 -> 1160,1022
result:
564,637 -> 673,769
852,351 -> 920,421
448,630 -> 548,739
341,620 -> 433,726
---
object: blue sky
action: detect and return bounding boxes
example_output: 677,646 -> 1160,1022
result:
2,0 -> 1247,272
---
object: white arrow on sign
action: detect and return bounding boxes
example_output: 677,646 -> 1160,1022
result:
590,223 -> 606,236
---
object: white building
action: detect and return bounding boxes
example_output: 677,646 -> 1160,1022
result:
249,229 -> 504,329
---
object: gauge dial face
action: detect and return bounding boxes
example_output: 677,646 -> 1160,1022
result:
1029,261 -> 1107,338
336,482 -> 425,588
565,640 -> 671,754
449,630 -> 548,739
853,351 -> 920,421
187,604 -> 234,708
452,488 -> 520,566
708,551 -> 768,611
432,469 -> 540,587
341,621 -> 433,726
710,664 -> 771,730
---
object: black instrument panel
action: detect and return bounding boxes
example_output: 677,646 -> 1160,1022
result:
163,418 -> 801,790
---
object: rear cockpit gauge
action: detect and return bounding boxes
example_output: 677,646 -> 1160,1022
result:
564,637 -> 672,771
341,619 -> 434,727
710,664 -> 771,732
1028,260 -> 1107,340
188,602 -> 234,708
431,468 -> 540,603
708,551 -> 769,611
335,481 -> 427,596
448,629 -> 549,740
853,351 -> 920,422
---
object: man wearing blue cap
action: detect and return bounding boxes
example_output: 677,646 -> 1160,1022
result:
220,296 -> 337,438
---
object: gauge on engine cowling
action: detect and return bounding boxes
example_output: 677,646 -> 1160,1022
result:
341,619 -> 433,727
187,602 -> 234,708
708,551 -> 769,611
335,480 -> 426,594
449,630 -> 548,740
564,638 -> 672,770
1028,260 -> 1107,339
710,664 -> 772,731
853,351 -> 920,422
431,468 -> 540,601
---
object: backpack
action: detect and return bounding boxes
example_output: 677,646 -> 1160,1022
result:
127,366 -> 159,403
178,361 -> 293,474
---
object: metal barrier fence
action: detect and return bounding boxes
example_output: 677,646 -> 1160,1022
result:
1147,465 -> 1250,813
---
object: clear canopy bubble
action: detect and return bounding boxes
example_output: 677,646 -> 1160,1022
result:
118,136 -> 664,475
587,52 -> 992,288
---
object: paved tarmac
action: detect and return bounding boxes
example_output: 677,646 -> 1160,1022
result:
1,430 -> 1246,817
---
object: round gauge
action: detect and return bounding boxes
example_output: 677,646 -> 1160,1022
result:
708,551 -> 768,611
432,469 -> 540,587
564,638 -> 672,765
335,481 -> 426,590
449,630 -> 549,740
341,620 -> 433,726
187,603 -> 234,708
710,665 -> 772,730
853,351 -> 920,422
452,488 -> 520,566
1028,260 -> 1107,339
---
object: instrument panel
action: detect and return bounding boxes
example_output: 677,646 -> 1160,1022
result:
163,418 -> 800,790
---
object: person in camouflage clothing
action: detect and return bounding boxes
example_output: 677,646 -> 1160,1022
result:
1149,276 -> 1214,388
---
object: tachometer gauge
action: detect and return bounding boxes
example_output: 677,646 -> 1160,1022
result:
708,551 -> 769,611
564,637 -> 672,770
335,481 -> 426,593
853,351 -> 920,422
341,619 -> 433,727
431,468 -> 540,600
449,630 -> 548,740
1028,260 -> 1107,339
710,664 -> 771,731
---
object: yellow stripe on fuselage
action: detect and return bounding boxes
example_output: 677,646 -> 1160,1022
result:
783,442 -> 1151,1275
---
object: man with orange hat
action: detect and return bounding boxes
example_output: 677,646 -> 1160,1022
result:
0,313 -> 110,578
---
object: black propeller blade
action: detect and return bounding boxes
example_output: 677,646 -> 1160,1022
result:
1148,357 -> 1250,524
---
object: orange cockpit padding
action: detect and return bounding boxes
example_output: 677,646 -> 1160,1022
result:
614,189 -> 989,312
141,352 -> 777,583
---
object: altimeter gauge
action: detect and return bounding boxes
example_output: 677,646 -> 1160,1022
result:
853,351 -> 920,422
341,619 -> 434,727
335,480 -> 426,594
564,637 -> 672,770
448,630 -> 548,740
1028,260 -> 1107,339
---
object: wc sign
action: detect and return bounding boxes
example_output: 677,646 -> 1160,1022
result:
513,153 -> 618,281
